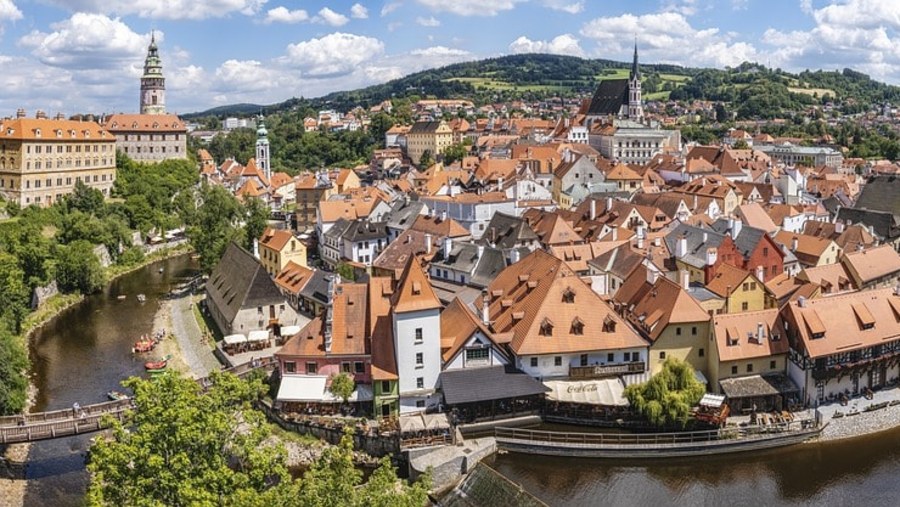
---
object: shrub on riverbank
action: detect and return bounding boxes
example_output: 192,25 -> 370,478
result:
625,358 -> 706,428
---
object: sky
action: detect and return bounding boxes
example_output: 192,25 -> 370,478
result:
0,0 -> 899,115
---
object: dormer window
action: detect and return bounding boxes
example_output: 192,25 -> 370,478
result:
571,317 -> 584,335
602,315 -> 617,333
55,129 -> 62,138
562,288 -> 575,304
34,129 -> 41,138
539,318 -> 554,337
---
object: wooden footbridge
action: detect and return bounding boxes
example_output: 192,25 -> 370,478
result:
0,357 -> 276,445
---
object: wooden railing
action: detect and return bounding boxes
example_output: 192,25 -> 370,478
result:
0,405 -> 130,444
496,420 -> 817,447
0,398 -> 132,428
569,361 -> 645,379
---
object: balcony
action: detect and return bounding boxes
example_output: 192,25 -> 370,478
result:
569,361 -> 645,379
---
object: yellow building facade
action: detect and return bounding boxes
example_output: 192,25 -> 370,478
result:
406,121 -> 453,166
0,115 -> 117,207
259,228 -> 308,276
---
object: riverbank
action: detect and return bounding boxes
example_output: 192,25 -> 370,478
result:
147,283 -> 220,379
1,246 -> 193,507
815,385 -> 900,442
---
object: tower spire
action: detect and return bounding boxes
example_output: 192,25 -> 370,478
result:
140,31 -> 165,114
630,38 -> 640,81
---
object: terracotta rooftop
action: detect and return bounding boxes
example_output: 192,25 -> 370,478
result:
706,263 -> 755,298
259,227 -> 295,252
713,309 -> 789,362
615,266 -> 711,342
391,256 -> 442,314
277,282 -> 369,358
273,262 -> 314,295
842,245 -> 900,285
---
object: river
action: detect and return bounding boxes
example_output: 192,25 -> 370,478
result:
20,253 -> 900,506
24,254 -> 199,506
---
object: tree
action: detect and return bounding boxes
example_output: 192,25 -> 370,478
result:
0,328 -> 28,415
186,184 -> 244,272
441,143 -> 469,165
67,180 -> 106,216
624,358 -> 705,428
418,150 -> 434,169
243,197 -> 269,253
55,240 -> 105,294
335,263 -> 356,282
328,373 -> 354,405
0,252 -> 30,333
732,139 -> 750,150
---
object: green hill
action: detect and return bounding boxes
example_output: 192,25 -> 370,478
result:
184,54 -> 900,121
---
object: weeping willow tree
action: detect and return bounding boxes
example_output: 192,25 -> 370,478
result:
624,358 -> 706,428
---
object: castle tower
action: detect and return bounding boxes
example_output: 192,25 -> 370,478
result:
256,116 -> 271,182
140,32 -> 166,115
627,41 -> 643,120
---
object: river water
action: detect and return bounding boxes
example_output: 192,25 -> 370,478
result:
20,253 -> 900,506
24,254 -> 199,506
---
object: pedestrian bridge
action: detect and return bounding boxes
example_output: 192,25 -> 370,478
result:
0,357 -> 276,444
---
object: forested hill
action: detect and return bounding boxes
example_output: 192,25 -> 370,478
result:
185,54 -> 900,119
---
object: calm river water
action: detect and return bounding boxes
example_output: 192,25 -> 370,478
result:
19,253 -> 900,506
24,254 -> 199,506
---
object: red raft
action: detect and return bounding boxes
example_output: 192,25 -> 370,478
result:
144,354 -> 171,371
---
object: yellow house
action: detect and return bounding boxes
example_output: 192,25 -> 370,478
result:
406,120 -> 453,166
709,309 -> 791,411
258,228 -> 307,276
705,263 -> 769,313
774,231 -> 842,268
335,168 -> 361,194
614,267 -> 713,380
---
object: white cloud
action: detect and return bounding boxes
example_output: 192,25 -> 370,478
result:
509,34 -> 584,57
19,13 -> 148,70
314,7 -> 349,26
381,1 -> 402,16
416,16 -> 440,27
42,0 -> 267,20
416,0 -> 521,16
0,0 -> 23,21
800,0 -> 812,14
264,6 -> 308,24
283,32 -> 384,77
350,3 -> 368,19
542,0 -> 583,14
732,0 -> 749,9
410,46 -> 471,57
581,12 -> 759,68
662,0 -> 700,16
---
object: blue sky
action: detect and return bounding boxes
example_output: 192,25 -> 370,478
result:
0,1 -> 898,115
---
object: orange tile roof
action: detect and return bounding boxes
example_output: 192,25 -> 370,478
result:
713,309 -> 789,362
269,172 -> 293,189
318,198 -> 381,223
706,263 -> 754,297
773,231 -> 836,261
259,227 -> 295,252
797,263 -> 855,293
440,298 -> 496,362
370,277 -> 398,380
391,257 -> 442,314
277,282 -> 369,358
486,250 -> 646,355
104,113 -> 186,133
615,265 -> 710,341
273,262 -> 314,295
0,117 -> 113,141
842,245 -> 900,285
410,214 -> 471,238
784,288 -> 900,358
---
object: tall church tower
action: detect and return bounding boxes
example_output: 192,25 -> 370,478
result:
140,32 -> 166,115
256,116 -> 271,182
627,41 -> 643,120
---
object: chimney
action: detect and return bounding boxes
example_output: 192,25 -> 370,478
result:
443,236 -> 452,259
424,233 -> 433,255
510,248 -> 521,264
16,108 -> 25,118
637,236 -> 644,249
440,210 -> 447,222
606,196 -> 613,212
676,235 -> 688,258
702,231 -> 708,243
54,112 -> 65,120
35,110 -> 47,120
646,267 -> 660,285
706,247 -> 718,267
637,225 -> 645,239
756,322 -> 766,343
477,244 -> 485,259
732,218 -> 743,238
253,238 -> 260,259
791,236 -> 799,252
755,265 -> 765,282
590,199 -> 597,220
798,296 -> 807,308
835,220 -> 845,234
611,228 -> 618,241
481,289 -> 490,325
679,269 -> 690,290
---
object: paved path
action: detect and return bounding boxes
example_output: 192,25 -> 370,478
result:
169,289 -> 221,378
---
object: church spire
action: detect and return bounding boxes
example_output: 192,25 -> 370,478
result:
630,39 -> 640,81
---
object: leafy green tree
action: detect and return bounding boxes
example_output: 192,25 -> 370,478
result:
368,113 -> 396,148
624,358 -> 705,428
442,143 -> 469,165
335,263 -> 356,282
243,197 -> 270,253
55,240 -> 105,294
732,139 -> 750,150
328,373 -> 355,405
0,252 -> 30,333
67,180 -> 106,216
419,150 -> 434,168
186,184 -> 244,272
0,327 -> 28,415
86,372 -> 294,507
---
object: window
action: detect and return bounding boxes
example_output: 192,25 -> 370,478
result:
306,362 -> 317,374
539,318 -> 554,336
743,282 -> 750,291
355,362 -> 365,374
414,328 -> 423,343
342,362 -> 351,373
580,354 -> 588,366
466,348 -> 489,363
731,365 -> 738,375
562,288 -> 575,304
676,327 -> 682,336
763,247 -> 769,257
530,357 -> 538,368
415,352 -> 423,366
416,377 -> 424,389
770,360 -> 777,370
571,317 -> 584,335
741,302 -> 749,311
554,356 -> 562,367
284,361 -> 296,373
381,380 -> 391,392
747,363 -> 753,373
607,353 -> 615,362
692,326 -> 698,336
416,400 -> 425,408
659,351 -> 666,360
